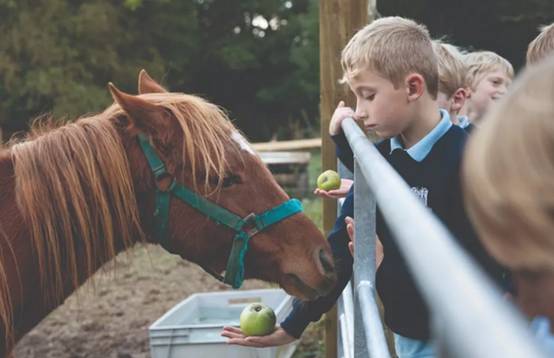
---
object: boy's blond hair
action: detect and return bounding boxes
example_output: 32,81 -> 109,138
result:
463,56 -> 554,272
341,17 -> 438,97
441,42 -> 468,59
527,23 -> 554,65
464,51 -> 514,90
432,40 -> 468,98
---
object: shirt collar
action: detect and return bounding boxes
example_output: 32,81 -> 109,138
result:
457,115 -> 472,129
390,109 -> 453,162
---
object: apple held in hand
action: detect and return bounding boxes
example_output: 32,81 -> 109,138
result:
317,170 -> 341,191
239,303 -> 276,336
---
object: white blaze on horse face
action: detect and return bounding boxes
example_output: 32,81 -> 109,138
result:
231,131 -> 256,155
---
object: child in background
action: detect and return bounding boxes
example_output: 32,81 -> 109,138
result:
432,40 -> 471,130
527,23 -> 554,65
463,56 -> 554,354
463,51 -> 513,125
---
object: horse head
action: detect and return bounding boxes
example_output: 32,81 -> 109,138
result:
109,71 -> 336,300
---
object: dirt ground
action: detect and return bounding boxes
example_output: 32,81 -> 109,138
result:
13,245 -> 324,358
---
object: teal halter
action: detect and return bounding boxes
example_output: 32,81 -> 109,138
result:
137,134 -> 303,289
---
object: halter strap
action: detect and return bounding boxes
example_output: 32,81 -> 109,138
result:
137,133 -> 303,288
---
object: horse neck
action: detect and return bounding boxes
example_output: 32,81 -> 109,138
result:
0,148 -> 130,352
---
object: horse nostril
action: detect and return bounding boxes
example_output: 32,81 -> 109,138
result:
318,248 -> 335,275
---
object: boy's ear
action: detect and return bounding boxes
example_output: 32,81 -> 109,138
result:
405,73 -> 425,101
450,88 -> 468,113
138,69 -> 168,94
108,82 -> 170,135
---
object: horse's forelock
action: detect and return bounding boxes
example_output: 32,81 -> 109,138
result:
142,93 -> 246,193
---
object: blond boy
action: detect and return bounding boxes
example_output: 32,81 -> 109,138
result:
432,40 -> 470,128
224,17 -> 506,358
527,23 -> 554,65
464,56 -> 554,354
463,51 -> 514,124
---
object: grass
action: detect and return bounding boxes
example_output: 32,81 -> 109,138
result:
292,319 -> 326,358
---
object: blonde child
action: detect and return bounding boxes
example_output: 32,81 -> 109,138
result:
463,51 -> 514,125
463,55 -> 554,354
527,23 -> 554,65
432,40 -> 470,129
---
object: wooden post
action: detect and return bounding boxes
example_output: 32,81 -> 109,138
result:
320,1 -> 374,357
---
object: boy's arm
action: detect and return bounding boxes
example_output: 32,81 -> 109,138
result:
328,101 -> 356,172
280,187 -> 354,338
331,131 -> 355,173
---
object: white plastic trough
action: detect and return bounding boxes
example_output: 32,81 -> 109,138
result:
149,288 -> 298,358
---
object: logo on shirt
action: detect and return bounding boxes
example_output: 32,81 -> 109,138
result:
411,187 -> 429,206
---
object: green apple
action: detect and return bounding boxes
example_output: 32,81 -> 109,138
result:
239,303 -> 276,336
317,170 -> 341,191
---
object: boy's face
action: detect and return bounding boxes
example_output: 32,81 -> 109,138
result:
469,68 -> 512,121
348,69 -> 412,139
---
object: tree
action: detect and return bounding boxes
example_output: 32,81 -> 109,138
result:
183,0 -> 319,140
0,0 -> 319,142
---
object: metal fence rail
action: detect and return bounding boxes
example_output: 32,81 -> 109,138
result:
337,117 -> 547,358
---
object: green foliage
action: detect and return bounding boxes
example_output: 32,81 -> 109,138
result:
0,0 -> 319,141
0,0 -> 197,131
123,0 -> 142,11
292,317 -> 326,357
187,0 -> 319,140
3,0 -> 551,141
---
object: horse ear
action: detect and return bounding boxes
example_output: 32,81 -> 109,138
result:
108,82 -> 169,135
138,69 -> 168,94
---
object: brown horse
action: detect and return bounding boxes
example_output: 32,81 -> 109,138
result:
0,71 -> 336,355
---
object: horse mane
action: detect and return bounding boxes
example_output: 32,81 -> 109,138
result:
0,222 -> 13,350
2,91 -> 244,346
10,116 -> 143,305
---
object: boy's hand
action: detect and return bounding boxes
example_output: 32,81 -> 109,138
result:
345,216 -> 384,268
221,326 -> 296,347
329,101 -> 355,135
345,216 -> 355,256
314,178 -> 353,199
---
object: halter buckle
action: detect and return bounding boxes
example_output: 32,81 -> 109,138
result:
242,213 -> 259,237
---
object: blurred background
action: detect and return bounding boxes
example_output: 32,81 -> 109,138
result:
0,0 -> 320,141
1,0 -> 553,142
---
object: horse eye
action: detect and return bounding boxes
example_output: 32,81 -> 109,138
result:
222,174 -> 241,188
